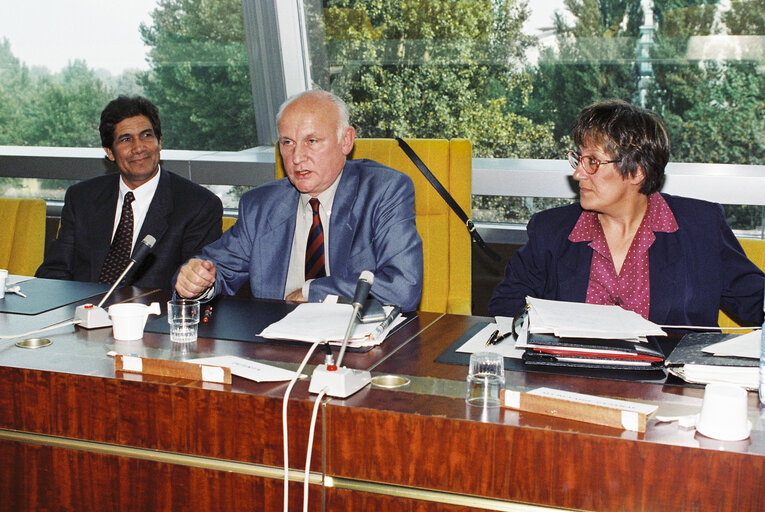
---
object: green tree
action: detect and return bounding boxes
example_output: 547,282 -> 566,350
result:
140,0 -> 257,151
24,60 -> 112,147
525,0 -> 641,146
322,0 -> 556,158
647,0 -> 765,165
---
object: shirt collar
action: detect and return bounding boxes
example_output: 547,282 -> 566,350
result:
569,192 -> 678,243
119,165 -> 161,202
299,169 -> 343,214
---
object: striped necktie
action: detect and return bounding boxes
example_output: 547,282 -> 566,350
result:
99,191 -> 135,284
305,197 -> 327,280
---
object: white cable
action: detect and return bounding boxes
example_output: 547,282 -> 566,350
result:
303,389 -> 326,512
0,318 -> 80,340
282,339 -> 322,512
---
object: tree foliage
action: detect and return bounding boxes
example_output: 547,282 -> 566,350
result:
139,0 -> 257,150
322,0 -> 557,158
525,0 -> 641,146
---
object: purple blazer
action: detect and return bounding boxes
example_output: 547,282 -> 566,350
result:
488,194 -> 765,327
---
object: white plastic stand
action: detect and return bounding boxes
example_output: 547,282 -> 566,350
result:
309,364 -> 371,398
74,304 -> 112,329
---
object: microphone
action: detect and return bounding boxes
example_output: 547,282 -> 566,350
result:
96,235 -> 156,308
352,270 -> 374,309
121,235 -> 157,285
309,271 -> 375,397
337,271 -> 374,367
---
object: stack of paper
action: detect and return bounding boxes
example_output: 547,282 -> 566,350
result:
667,331 -> 760,390
518,298 -> 667,370
259,302 -> 403,349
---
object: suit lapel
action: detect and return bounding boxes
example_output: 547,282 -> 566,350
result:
136,169 -> 171,251
648,232 -> 683,324
558,241 -> 591,302
88,176 -> 120,281
327,164 -> 359,275
256,185 -> 299,296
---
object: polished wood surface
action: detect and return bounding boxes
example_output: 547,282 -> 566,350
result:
1,283 -> 764,511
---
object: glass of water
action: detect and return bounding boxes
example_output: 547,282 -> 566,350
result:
167,299 -> 200,343
466,352 -> 505,408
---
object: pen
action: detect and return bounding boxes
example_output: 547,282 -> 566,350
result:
491,331 -> 513,345
370,306 -> 401,340
485,329 -> 499,346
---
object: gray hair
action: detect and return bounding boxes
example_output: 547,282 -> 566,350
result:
276,89 -> 350,143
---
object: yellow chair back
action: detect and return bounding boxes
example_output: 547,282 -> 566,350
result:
276,138 -> 472,314
719,238 -> 765,330
0,198 -> 46,276
222,216 -> 237,232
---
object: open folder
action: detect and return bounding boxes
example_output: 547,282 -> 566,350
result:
258,302 -> 404,349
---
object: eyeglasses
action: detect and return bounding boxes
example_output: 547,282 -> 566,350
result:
567,150 -> 621,175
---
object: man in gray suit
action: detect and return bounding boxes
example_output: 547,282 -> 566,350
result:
174,90 -> 423,311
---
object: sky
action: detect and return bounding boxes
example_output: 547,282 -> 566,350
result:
0,0 -> 157,74
0,0 -> 566,75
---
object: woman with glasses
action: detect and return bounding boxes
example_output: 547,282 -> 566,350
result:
488,99 -> 764,328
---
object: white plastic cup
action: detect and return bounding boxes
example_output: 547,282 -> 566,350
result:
167,299 -> 200,343
108,302 -> 161,341
466,352 -> 505,408
696,383 -> 751,441
0,269 -> 8,299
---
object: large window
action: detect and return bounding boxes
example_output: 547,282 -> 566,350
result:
1,0 -> 764,233
302,0 -> 765,233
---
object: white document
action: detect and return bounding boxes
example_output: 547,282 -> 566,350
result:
526,297 -> 666,340
190,355 -> 299,382
258,302 -> 403,348
456,322 -> 525,359
703,330 -> 761,359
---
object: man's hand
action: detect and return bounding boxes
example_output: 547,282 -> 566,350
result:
175,259 -> 217,298
285,288 -> 305,303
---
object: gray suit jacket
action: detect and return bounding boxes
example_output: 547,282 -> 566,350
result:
191,159 -> 423,311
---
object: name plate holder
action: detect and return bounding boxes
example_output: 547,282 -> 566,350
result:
115,354 -> 232,384
500,387 -> 658,433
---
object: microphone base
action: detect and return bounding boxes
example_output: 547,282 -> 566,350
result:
74,304 -> 112,329
309,364 -> 371,398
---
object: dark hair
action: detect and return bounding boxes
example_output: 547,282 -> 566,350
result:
572,99 -> 670,195
99,95 -> 162,149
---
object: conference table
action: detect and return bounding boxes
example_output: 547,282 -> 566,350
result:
0,279 -> 763,511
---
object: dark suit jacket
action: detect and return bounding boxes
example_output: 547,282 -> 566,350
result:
36,168 -> 222,289
190,159 -> 424,312
488,194 -> 765,327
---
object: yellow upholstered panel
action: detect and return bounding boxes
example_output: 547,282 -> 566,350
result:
222,216 -> 237,232
275,138 -> 472,314
719,238 -> 765,330
0,198 -> 46,276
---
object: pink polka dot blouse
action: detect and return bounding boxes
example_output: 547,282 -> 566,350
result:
568,193 -> 679,319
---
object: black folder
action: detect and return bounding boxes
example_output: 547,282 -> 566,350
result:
522,333 -> 665,371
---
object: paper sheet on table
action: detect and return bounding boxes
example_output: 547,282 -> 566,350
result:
456,322 -> 525,359
526,297 -> 665,340
258,302 -> 404,348
190,355 -> 299,382
703,330 -> 761,359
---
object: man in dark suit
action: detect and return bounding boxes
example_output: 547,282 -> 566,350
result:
174,90 -> 423,311
36,95 -> 223,289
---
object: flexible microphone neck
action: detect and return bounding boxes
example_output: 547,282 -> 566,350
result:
336,270 -> 374,367
97,235 -> 156,308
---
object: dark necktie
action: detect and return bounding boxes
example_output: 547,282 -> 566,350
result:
99,191 -> 135,284
305,197 -> 326,280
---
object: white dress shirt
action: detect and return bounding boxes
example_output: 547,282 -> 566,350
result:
283,171 -> 343,299
111,166 -> 161,250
